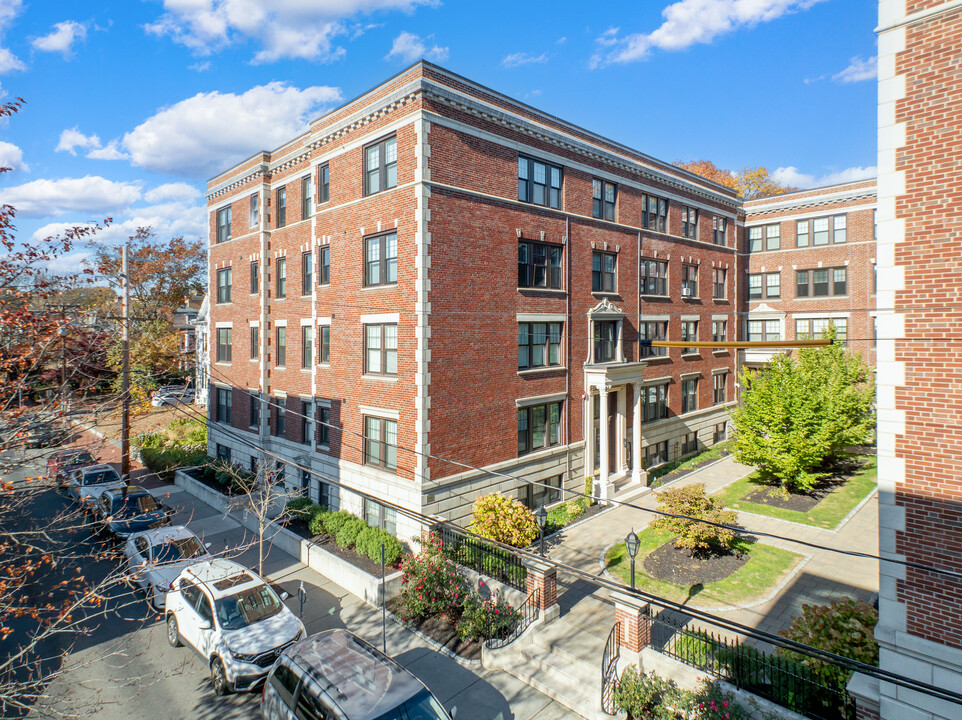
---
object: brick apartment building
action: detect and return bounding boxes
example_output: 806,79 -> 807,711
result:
205,62 -> 744,541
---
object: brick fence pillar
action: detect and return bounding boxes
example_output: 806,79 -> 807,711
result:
523,557 -> 559,622
847,673 -> 880,720
611,591 -> 650,653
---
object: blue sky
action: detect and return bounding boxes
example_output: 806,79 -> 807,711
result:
0,0 -> 878,273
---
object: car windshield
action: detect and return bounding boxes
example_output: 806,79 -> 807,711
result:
214,584 -> 283,630
151,536 -> 205,563
374,690 -> 449,720
110,494 -> 158,518
66,452 -> 95,466
83,469 -> 118,486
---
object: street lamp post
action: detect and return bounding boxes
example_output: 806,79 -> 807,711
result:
535,505 -> 548,557
625,529 -> 640,589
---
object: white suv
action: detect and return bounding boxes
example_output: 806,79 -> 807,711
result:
165,559 -> 305,695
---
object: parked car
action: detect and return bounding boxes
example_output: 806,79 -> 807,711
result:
123,525 -> 213,610
66,464 -> 126,510
151,388 -> 195,407
93,485 -> 173,539
23,420 -> 72,449
261,629 -> 453,720
47,449 -> 97,489
165,559 -> 304,695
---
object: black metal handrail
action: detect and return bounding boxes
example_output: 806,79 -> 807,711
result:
485,587 -> 540,650
433,524 -> 528,591
601,620 -> 621,715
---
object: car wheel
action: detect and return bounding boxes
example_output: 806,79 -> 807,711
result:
166,614 -> 181,647
210,657 -> 230,696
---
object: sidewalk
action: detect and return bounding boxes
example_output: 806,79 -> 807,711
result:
151,475 -> 582,720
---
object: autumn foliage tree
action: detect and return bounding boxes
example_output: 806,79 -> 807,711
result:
675,160 -> 798,199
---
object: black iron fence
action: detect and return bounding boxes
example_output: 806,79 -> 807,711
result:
485,588 -> 540,650
648,611 -> 855,720
433,524 -> 528,591
601,621 -> 621,715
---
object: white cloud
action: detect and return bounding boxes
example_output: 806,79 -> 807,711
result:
118,82 -> 342,177
591,0 -> 825,67
146,0 -> 434,64
0,0 -> 24,74
0,176 -> 141,218
833,56 -> 877,83
772,165 -> 877,189
0,139 -> 26,170
385,31 -> 448,63
86,140 -> 128,161
0,45 -> 23,72
143,182 -> 201,203
188,61 -> 211,72
56,127 -> 102,155
32,20 -> 87,57
502,52 -> 547,68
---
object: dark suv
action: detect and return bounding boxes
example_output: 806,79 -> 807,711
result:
94,485 -> 173,539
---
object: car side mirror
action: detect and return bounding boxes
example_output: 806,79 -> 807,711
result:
450,707 -> 457,719
280,591 -> 290,601
205,542 -> 212,549
198,620 -> 212,630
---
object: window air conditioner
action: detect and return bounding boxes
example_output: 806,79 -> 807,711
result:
681,287 -> 692,297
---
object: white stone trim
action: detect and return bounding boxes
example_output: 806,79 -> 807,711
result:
214,321 -> 233,328
712,314 -> 729,321
249,320 -> 259,328
516,392 -> 567,408
517,312 -> 566,322
274,319 -> 287,327
711,367 -> 729,375
643,314 -> 671,322
681,314 -> 700,322
358,405 -> 400,420
299,317 -> 313,326
360,312 -> 400,324
791,311 -> 851,320
414,115 -> 432,487
744,203 -> 876,223
643,375 -> 672,386
317,316 -> 332,326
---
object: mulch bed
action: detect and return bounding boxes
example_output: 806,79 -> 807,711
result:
283,519 -> 399,577
183,466 -> 242,496
740,457 -> 863,512
643,541 -> 748,586
385,597 -> 481,660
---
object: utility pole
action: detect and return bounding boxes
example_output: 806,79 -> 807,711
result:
121,243 -> 131,482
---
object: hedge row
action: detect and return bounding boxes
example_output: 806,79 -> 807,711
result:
286,499 -> 403,566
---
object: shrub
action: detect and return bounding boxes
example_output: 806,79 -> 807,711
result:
322,510 -> 356,538
335,516 -> 367,549
456,593 -> 520,642
308,507 -> 329,536
286,497 -> 314,520
398,533 -> 470,620
469,494 -> 538,548
687,679 -> 752,720
650,484 -> 738,556
356,527 -> 404,566
613,666 -> 683,720
139,446 -> 209,482
585,475 -> 596,505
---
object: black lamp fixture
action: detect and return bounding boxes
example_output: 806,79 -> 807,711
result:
625,529 -> 640,589
535,505 -> 548,556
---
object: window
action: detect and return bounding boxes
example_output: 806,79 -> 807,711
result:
681,320 -> 698,343
364,416 -> 397,470
713,267 -> 726,299
216,267 -> 232,303
518,241 -> 563,289
748,320 -> 780,342
518,156 -> 562,209
249,194 -> 259,227
250,455 -> 259,476
276,327 -> 286,367
592,251 -> 616,293
302,400 -> 313,444
216,328 -> 232,363
766,272 -> 780,298
640,258 -> 668,296
642,194 -> 668,232
276,257 -> 287,298
216,206 -> 231,244
797,267 -> 846,297
592,179 -> 616,221
681,378 -> 698,414
301,176 -> 312,220
712,216 -> 727,246
517,402 -> 562,455
713,422 -> 727,444
796,220 -> 809,247
276,187 -> 287,228
364,499 -> 397,535
681,264 -> 698,297
872,264 -> 877,293
766,224 -> 780,250
643,441 -> 668,469
682,432 -> 698,455
682,206 -> 698,239
269,664 -> 299,709
249,394 -> 259,429
712,320 -> 727,342
250,261 -> 258,294
273,398 -> 286,437
364,324 -> 397,375
318,480 -> 335,509
365,232 -> 397,286
797,318 -> 847,343
319,326 -> 330,364
518,322 -> 562,369
365,135 -> 398,195
301,326 -> 312,368
639,321 -> 668,357
519,474 -> 562,510
215,387 -> 232,424
274,459 -> 286,485
318,246 -> 330,285
748,274 -> 762,300
592,321 -> 617,363
319,164 -> 329,203
749,227 -> 763,252
250,326 -> 258,360
713,373 -> 727,404
301,252 -> 312,294
643,383 -> 668,422
804,215 -> 847,244
318,406 -> 330,446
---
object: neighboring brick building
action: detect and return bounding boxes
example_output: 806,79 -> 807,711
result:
205,62 -> 742,541
741,180 -> 878,370
847,1 -> 962,718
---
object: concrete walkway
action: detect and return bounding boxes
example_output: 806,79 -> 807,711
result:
545,455 -> 878,650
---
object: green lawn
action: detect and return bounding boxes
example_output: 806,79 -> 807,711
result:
713,455 -> 877,529
649,440 -> 733,482
605,528 -> 803,607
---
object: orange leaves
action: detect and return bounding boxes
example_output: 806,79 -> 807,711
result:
674,160 -> 799,199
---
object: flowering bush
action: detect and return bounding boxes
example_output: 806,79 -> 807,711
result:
398,533 -> 470,620
469,494 -> 538,547
614,669 -> 748,720
456,593 -> 520,642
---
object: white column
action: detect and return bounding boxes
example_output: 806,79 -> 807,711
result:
632,382 -> 645,485
585,389 -> 594,480
616,387 -> 627,474
599,386 -> 610,502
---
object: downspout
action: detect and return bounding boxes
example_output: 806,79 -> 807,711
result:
565,215 -> 572,499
